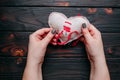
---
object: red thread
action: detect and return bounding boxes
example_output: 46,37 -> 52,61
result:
55,30 -> 79,45
77,13 -> 81,16
65,21 -> 72,25
54,20 -> 80,45
64,25 -> 71,32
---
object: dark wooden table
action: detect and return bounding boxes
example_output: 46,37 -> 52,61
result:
0,0 -> 120,80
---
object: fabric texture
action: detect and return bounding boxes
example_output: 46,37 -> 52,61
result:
48,12 -> 90,45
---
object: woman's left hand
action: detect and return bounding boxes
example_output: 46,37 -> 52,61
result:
27,28 -> 56,65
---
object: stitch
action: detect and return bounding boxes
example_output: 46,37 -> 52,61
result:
63,25 -> 71,32
55,30 -> 79,45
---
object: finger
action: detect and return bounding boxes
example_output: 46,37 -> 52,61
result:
43,29 -> 56,44
50,41 -> 57,45
55,34 -> 59,38
88,24 -> 100,34
89,29 -> 95,36
88,24 -> 101,38
50,38 -> 57,44
53,38 -> 57,42
50,34 -> 59,42
32,28 -> 51,36
51,42 -> 57,45
80,36 -> 87,44
81,23 -> 92,41
79,36 -> 85,42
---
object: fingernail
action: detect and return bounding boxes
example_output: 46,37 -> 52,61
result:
82,23 -> 86,28
51,29 -> 56,34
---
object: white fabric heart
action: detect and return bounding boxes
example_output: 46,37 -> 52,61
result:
48,12 -> 90,45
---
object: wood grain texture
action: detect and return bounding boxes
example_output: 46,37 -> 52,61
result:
0,32 -> 120,58
0,7 -> 120,80
0,7 -> 120,33
0,57 -> 120,80
43,58 -> 120,80
0,0 -> 120,7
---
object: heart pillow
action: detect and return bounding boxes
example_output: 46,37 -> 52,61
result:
48,12 -> 90,45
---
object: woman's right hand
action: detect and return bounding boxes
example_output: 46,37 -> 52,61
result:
81,24 -> 110,80
51,24 -> 105,62
80,24 -> 105,62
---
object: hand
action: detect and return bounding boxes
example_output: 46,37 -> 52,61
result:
80,24 -> 110,80
23,28 -> 56,80
50,34 -> 58,45
27,28 -> 56,65
80,24 -> 105,62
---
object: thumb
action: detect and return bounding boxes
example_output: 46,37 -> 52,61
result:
81,23 -> 92,41
43,29 -> 56,45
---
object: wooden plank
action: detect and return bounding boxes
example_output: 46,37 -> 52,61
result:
43,58 -> 120,80
0,32 -> 119,58
0,57 -> 120,80
0,0 -> 120,7
0,7 -> 120,33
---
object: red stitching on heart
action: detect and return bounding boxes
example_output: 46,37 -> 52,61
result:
55,30 -> 79,45
64,25 -> 71,32
54,20 -> 80,45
